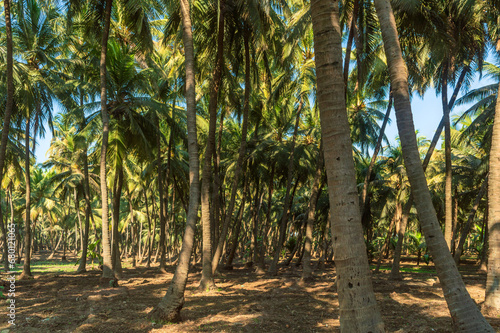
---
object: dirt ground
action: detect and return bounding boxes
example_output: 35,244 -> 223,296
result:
0,252 -> 499,333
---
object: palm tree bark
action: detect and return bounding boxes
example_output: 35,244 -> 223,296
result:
199,0 -> 225,290
0,0 -> 15,274
442,63 -> 453,251
77,150 -> 92,272
99,0 -> 114,281
111,166 -> 124,277
310,0 -> 385,330
20,118 -> 33,280
268,99 -> 303,275
374,0 -> 494,330
211,25 -> 251,274
148,0 -> 200,321
484,79 -> 500,312
158,116 -> 167,273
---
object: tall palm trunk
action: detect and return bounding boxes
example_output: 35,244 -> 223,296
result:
77,150 -> 92,273
99,0 -> 114,281
310,0 -> 385,330
148,0 -> 200,321
111,166 -> 124,277
442,63 -> 453,251
20,118 -> 33,279
484,79 -> 500,312
268,99 -> 303,275
199,0 -> 225,290
374,0 -> 494,330
158,116 -> 167,273
0,0 -> 15,274
211,25 -> 251,274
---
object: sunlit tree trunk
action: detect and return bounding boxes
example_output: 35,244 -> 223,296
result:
310,0 -> 385,330
375,0 -> 494,330
99,0 -> 114,282
484,78 -> 500,312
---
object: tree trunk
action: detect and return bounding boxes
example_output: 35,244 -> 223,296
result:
20,118 -> 33,280
310,0 -> 385,330
0,191 -> 9,272
454,176 -> 487,264
111,166 -> 124,277
0,0 -> 15,261
99,0 -> 114,282
77,150 -> 92,273
484,79 -> 500,312
211,25 -> 251,274
226,177 -> 249,268
144,189 -> 152,268
374,0 -> 494,330
158,115 -> 167,273
302,149 -> 323,281
148,0 -> 200,321
442,63 -> 453,251
268,99 -> 303,275
199,0 -> 225,290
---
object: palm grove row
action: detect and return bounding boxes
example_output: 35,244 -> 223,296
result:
0,0 -> 499,331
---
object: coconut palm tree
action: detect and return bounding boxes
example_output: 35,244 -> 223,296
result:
148,0 -> 200,322
310,0 -> 385,330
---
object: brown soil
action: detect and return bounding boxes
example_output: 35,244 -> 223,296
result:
0,253 -> 499,333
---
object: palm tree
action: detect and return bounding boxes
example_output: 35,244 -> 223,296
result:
148,0 -> 200,322
0,0 -> 15,260
310,0 -> 385,330
374,0 -> 494,330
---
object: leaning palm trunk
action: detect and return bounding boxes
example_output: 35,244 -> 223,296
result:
211,25 -> 251,274
148,0 -> 200,322
484,78 -> 500,312
310,0 -> 385,331
99,0 -> 114,282
0,0 -> 15,273
199,0 -> 225,290
20,118 -> 33,280
374,0 -> 494,330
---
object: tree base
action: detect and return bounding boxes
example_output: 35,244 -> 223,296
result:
99,276 -> 118,288
18,272 -> 34,281
148,298 -> 184,324
198,278 -> 217,292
